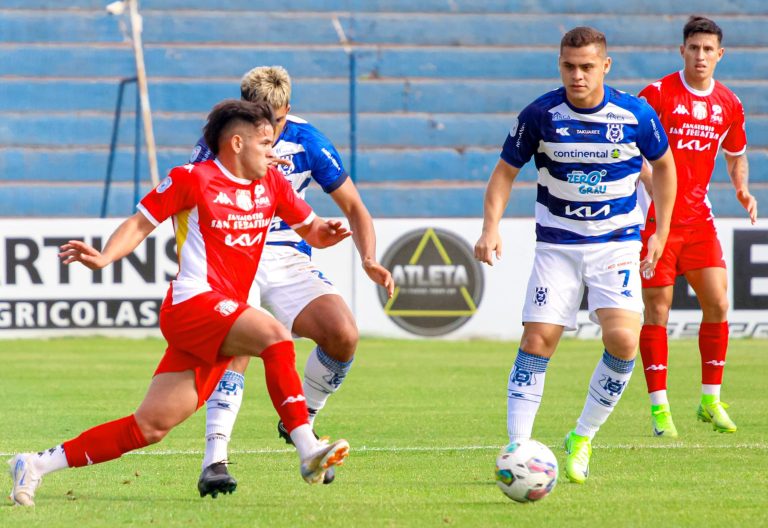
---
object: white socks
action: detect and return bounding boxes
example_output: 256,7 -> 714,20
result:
203,370 -> 245,469
31,445 -> 69,476
303,346 -> 353,422
575,350 -> 635,440
507,350 -> 550,442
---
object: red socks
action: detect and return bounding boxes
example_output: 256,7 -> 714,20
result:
699,321 -> 729,385
640,324 -> 668,393
260,340 -> 309,434
62,414 -> 148,468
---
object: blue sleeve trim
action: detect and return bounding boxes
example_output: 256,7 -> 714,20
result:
322,172 -> 349,193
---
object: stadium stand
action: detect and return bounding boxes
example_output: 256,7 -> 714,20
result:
1,0 -> 766,217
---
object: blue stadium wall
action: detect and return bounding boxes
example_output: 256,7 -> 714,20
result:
1,0 -> 767,218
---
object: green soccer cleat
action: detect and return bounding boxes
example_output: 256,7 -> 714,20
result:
564,430 -> 591,484
697,399 -> 737,433
651,404 -> 679,438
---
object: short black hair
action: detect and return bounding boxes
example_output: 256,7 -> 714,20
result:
560,26 -> 607,55
203,99 -> 276,156
683,15 -> 723,44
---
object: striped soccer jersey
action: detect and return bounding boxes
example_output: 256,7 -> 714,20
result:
502,86 -> 669,245
191,115 -> 347,256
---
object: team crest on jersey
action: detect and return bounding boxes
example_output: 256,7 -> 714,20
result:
692,101 -> 708,120
534,287 -> 548,306
278,154 -> 295,175
605,123 -> 624,143
235,189 -> 254,211
214,300 -> 238,317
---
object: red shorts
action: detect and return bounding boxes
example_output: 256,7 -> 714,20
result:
640,222 -> 726,288
155,290 -> 249,408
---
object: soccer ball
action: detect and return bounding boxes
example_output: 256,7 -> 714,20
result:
495,439 -> 558,503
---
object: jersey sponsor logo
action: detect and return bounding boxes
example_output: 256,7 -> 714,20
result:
677,138 -> 712,151
606,123 -> 624,143
509,117 -> 519,137
650,118 -> 662,143
550,111 -> 573,121
556,127 -> 570,136
564,204 -> 611,218
552,148 -> 610,159
692,100 -> 708,120
213,192 -> 234,205
189,145 -> 202,162
224,232 -> 264,247
252,184 -> 271,208
235,189 -> 254,211
214,299 -> 238,317
576,129 -> 600,135
711,104 -> 723,124
672,104 -> 689,115
606,112 -> 626,122
566,170 -> 607,195
156,176 -> 173,194
515,122 -> 526,148
321,148 -> 342,172
534,286 -> 548,306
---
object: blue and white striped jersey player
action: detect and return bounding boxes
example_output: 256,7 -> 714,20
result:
191,66 -> 394,497
474,27 -> 677,484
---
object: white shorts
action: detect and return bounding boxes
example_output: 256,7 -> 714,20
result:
248,245 -> 341,333
521,241 -> 643,331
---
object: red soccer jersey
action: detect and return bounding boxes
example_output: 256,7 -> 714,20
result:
639,71 -> 747,226
138,159 -> 314,304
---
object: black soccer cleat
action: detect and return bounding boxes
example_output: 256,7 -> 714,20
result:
277,418 -> 336,485
198,461 -> 237,498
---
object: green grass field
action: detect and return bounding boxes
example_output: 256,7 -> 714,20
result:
1,337 -> 766,527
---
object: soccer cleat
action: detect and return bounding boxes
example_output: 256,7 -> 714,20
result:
197,461 -> 237,498
7,453 -> 42,507
300,439 -> 349,485
277,419 -> 336,484
651,404 -> 679,438
563,431 -> 591,484
697,400 -> 737,433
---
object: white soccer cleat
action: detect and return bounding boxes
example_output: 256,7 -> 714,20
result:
8,453 -> 43,507
299,439 -> 349,485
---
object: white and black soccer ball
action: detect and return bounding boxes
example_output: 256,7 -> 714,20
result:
495,439 -> 558,503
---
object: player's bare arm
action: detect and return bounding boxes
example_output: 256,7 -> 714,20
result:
475,159 -> 520,265
330,178 -> 394,297
59,211 -> 156,270
294,216 -> 353,249
638,159 -> 654,199
641,148 -> 677,275
725,152 -> 757,224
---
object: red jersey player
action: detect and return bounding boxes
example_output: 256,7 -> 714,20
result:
638,16 -> 758,437
7,100 -> 352,507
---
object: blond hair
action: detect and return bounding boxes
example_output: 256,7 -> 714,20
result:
240,66 -> 292,109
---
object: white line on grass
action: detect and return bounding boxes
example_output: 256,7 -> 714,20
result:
3,443 -> 766,457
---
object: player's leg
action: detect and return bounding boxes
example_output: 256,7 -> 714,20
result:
8,370 -> 200,506
510,246 -> 580,443
639,226 -> 681,436
220,307 -> 349,483
640,285 -> 678,437
685,266 -> 736,432
565,242 -> 643,483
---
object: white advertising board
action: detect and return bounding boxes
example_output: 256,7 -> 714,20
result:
1,218 -> 766,340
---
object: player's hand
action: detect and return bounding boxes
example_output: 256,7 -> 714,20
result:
59,240 -> 112,270
474,231 -> 502,266
736,188 -> 757,224
640,233 -> 665,279
363,258 -> 394,298
316,219 -> 353,247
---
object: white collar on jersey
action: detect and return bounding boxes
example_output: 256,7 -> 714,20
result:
214,158 -> 252,185
678,70 -> 715,97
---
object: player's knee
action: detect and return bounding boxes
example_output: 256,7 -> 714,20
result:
519,332 -> 556,356
643,302 -> 670,326
134,417 -> 173,445
702,297 -> 729,320
603,328 -> 639,358
318,321 -> 359,360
